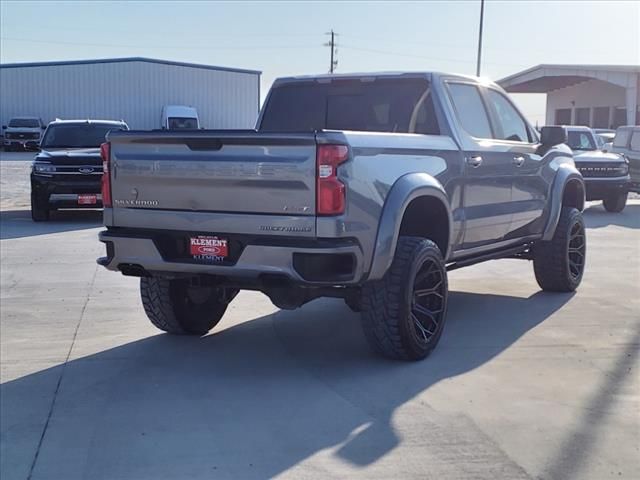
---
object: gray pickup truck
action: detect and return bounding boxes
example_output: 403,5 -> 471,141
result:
98,72 -> 586,361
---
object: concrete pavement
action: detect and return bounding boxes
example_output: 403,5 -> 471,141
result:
1,190 -> 639,478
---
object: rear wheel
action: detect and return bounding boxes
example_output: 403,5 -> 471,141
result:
533,207 -> 586,292
30,192 -> 50,222
361,237 -> 448,361
140,277 -> 237,335
602,191 -> 627,213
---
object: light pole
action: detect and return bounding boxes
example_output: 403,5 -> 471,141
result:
476,0 -> 485,77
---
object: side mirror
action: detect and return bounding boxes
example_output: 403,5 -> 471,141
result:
540,126 -> 567,147
41,126 -> 46,130
2,125 -> 6,130
602,142 -> 613,152
24,141 -> 40,152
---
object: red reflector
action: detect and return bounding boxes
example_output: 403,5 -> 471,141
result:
100,142 -> 112,207
316,144 -> 348,215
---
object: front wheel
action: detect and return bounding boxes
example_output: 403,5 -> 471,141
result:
602,191 -> 627,213
30,192 -> 50,222
361,237 -> 448,361
140,277 -> 237,335
533,207 -> 586,292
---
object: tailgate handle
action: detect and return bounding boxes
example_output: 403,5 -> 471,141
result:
184,139 -> 223,151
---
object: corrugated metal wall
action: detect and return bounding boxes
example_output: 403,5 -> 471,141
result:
0,60 -> 260,130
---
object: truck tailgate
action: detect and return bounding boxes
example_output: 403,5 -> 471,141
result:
108,131 -> 318,233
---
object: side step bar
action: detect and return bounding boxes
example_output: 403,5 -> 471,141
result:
446,243 -> 533,271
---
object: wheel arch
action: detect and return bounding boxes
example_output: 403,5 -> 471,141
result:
367,173 -> 452,281
542,165 -> 585,241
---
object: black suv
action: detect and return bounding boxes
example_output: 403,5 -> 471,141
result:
30,120 -> 128,221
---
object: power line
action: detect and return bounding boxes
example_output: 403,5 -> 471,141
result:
0,36 -> 321,51
340,44 -> 529,69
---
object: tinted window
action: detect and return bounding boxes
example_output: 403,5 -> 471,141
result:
567,131 -> 596,151
613,129 -> 630,148
168,117 -> 198,129
42,124 -> 125,149
487,90 -> 530,142
447,83 -> 492,138
630,131 -> 640,152
9,118 -> 39,128
260,78 -> 439,134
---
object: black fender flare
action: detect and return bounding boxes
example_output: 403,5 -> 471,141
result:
542,164 -> 585,241
367,172 -> 452,281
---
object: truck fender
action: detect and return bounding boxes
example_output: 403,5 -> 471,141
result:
367,172 -> 452,281
542,163 -> 585,241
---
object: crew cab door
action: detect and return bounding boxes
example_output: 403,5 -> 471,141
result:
482,88 -> 547,239
445,81 -> 512,249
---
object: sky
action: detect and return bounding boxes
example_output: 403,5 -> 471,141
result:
1,0 -> 639,125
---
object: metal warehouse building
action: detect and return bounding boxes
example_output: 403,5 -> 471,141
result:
0,57 -> 261,130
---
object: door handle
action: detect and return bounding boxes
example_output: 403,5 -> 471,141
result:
466,155 -> 483,168
512,156 -> 525,167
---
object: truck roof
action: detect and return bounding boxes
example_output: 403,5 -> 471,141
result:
272,71 -> 500,88
563,126 -> 593,132
162,105 -> 198,117
49,119 -> 127,125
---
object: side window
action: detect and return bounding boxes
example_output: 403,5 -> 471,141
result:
447,83 -> 492,139
411,90 -> 440,135
487,90 -> 530,142
630,131 -> 640,152
613,129 -> 630,148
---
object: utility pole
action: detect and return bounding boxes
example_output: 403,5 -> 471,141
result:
476,0 -> 485,77
325,30 -> 338,74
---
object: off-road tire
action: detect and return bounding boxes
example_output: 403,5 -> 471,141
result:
533,207 -> 586,292
361,236 -> 448,361
602,191 -> 627,213
30,193 -> 50,222
344,292 -> 362,312
140,277 -> 235,335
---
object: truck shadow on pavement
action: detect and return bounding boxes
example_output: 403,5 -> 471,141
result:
583,203 -> 640,229
2,290 -> 591,479
0,209 -> 102,240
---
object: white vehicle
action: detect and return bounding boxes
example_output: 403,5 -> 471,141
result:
160,105 -> 200,130
2,117 -> 45,151
565,126 -> 630,212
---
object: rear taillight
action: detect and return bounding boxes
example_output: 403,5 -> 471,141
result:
100,142 -> 112,207
316,144 -> 348,215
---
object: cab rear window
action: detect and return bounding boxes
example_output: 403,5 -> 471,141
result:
260,78 -> 439,135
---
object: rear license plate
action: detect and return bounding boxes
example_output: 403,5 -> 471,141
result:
78,194 -> 97,205
189,235 -> 228,262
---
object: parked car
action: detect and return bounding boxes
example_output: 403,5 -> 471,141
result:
565,126 -> 629,212
160,105 -> 200,129
2,117 -> 45,151
595,131 -> 615,149
611,125 -> 640,193
30,119 -> 129,221
98,72 -> 586,361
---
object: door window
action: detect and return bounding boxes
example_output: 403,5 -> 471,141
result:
613,129 -> 630,148
486,90 -> 530,142
567,131 -> 596,151
447,83 -> 492,139
630,131 -> 640,152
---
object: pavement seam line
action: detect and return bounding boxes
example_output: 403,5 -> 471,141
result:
26,264 -> 99,480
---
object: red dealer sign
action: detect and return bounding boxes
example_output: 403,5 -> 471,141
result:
189,236 -> 228,258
